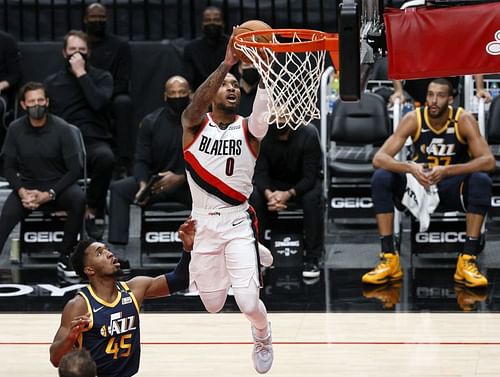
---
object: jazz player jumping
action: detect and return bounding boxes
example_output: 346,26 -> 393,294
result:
181,29 -> 274,373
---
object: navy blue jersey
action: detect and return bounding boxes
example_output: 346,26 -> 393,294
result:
410,106 -> 470,167
77,282 -> 141,377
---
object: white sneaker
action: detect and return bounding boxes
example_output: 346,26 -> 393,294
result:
258,243 -> 273,267
252,322 -> 274,374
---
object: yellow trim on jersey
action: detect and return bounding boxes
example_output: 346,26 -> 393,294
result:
120,281 -> 140,313
77,290 -> 94,332
424,106 -> 453,134
454,107 -> 466,144
88,284 -> 122,307
413,107 -> 422,142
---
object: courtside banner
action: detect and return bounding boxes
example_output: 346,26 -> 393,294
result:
384,3 -> 500,79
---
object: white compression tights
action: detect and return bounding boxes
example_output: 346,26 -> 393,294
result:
199,285 -> 269,333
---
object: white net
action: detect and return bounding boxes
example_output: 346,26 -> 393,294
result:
235,31 -> 327,130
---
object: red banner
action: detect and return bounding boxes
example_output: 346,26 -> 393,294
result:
384,3 -> 500,80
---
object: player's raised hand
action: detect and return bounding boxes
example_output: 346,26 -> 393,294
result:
178,217 -> 196,252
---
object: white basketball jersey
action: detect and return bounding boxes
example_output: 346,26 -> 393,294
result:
184,113 -> 257,209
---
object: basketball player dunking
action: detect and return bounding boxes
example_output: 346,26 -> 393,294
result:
181,30 -> 274,374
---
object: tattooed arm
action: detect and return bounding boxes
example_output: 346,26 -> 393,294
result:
181,33 -> 239,147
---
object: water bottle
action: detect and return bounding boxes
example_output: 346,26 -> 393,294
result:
490,82 -> 499,98
328,75 -> 340,112
402,101 -> 414,116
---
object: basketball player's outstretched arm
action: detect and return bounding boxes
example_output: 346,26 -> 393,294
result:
126,218 -> 195,302
181,32 -> 239,144
50,296 -> 90,367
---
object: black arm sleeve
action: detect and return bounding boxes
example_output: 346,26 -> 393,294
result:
133,117 -> 154,183
77,70 -> 113,111
52,154 -> 82,195
3,155 -> 22,191
0,34 -> 22,88
254,152 -> 272,194
293,131 -> 323,196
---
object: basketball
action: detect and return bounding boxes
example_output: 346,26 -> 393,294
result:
233,20 -> 272,64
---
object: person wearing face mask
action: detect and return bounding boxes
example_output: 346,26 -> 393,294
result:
0,82 -> 85,267
44,30 -> 115,249
183,6 -> 238,90
107,76 -> 192,245
249,120 -> 325,281
83,3 -> 135,178
238,61 -> 261,117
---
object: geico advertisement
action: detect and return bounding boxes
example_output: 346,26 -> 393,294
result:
330,197 -> 373,208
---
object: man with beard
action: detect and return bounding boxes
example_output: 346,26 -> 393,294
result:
182,30 -> 274,373
362,78 -> 495,288
49,218 -> 194,377
183,6 -> 238,90
107,76 -> 192,245
83,3 -> 135,177
44,30 -> 115,247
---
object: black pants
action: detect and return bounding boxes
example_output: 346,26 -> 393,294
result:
371,169 -> 492,216
250,179 -> 325,264
0,183 -> 85,256
85,139 -> 116,211
108,176 -> 192,244
110,94 -> 136,164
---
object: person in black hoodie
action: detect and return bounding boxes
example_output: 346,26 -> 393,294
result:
183,6 -> 238,90
108,76 -> 192,245
84,3 -> 135,177
44,30 -> 115,241
0,82 -> 85,277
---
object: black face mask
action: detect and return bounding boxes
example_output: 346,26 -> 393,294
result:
27,105 -> 48,120
242,68 -> 260,85
167,96 -> 190,115
203,24 -> 223,40
86,21 -> 107,38
66,52 -> 88,69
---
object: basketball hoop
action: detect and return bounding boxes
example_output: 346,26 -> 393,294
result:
234,29 -> 339,130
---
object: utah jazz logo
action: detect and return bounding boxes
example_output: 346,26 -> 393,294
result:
108,312 -> 137,336
422,138 -> 456,157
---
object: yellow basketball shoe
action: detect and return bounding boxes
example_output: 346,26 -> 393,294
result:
454,284 -> 487,312
362,252 -> 403,285
454,254 -> 488,288
362,281 -> 402,309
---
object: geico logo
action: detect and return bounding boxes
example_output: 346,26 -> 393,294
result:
415,231 -> 466,243
491,197 -> 500,207
24,231 -> 64,243
416,286 -> 454,299
275,237 -> 300,248
331,197 -> 372,209
145,232 -> 180,243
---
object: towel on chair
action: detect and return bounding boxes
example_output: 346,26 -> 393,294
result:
401,173 -> 440,232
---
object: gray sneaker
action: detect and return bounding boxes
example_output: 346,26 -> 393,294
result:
252,322 -> 274,374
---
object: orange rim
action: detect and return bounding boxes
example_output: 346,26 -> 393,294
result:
234,28 -> 339,53
234,28 -> 339,70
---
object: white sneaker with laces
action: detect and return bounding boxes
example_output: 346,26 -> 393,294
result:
252,322 -> 274,374
258,243 -> 273,267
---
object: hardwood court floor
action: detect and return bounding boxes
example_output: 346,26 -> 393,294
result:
1,312 -> 499,377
